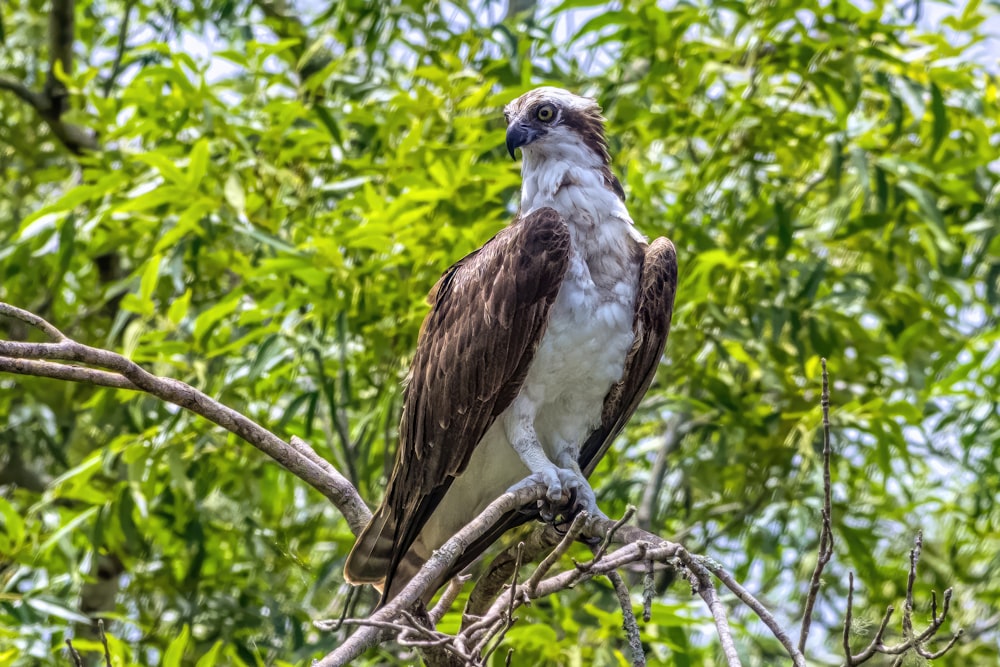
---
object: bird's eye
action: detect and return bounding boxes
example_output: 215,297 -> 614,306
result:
536,104 -> 555,122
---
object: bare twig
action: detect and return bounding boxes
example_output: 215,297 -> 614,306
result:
429,575 -> 471,626
841,532 -> 961,666
0,302 -> 371,535
902,531 -> 922,642
463,524 -> 561,621
102,1 -> 134,97
799,357 -> 835,652
0,357 -> 137,389
525,511 -> 587,595
0,77 -> 47,108
478,543 -> 525,666
843,572 -> 855,663
584,505 -> 636,566
0,303 -> 69,341
674,555 -> 742,667
642,558 -> 654,622
98,619 -> 112,667
698,557 -> 807,667
608,570 -> 646,667
64,639 -> 84,667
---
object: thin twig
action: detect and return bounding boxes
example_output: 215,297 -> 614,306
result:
608,570 -> 646,667
429,574 -> 471,626
64,639 -> 84,667
799,358 -> 835,652
902,531 -> 923,642
102,1 -> 134,98
314,485 -> 547,667
0,303 -> 68,341
98,619 -> 112,667
843,572 -> 855,665
642,559 -> 655,623
0,357 -> 137,389
582,506 -> 635,566
699,556 -> 807,667
526,511 -> 587,594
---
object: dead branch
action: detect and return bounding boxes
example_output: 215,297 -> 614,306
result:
842,532 -> 962,665
64,639 -> 83,667
4,304 -> 965,667
462,524 -> 561,622
429,575 -> 472,626
98,620 -> 112,667
101,1 -> 134,98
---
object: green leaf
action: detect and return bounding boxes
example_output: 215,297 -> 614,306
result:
37,506 -> 99,556
187,138 -> 210,190
139,254 -> 162,309
24,598 -> 92,624
195,641 -> 224,667
163,625 -> 190,667
928,83 -> 948,158
167,289 -> 192,325
0,497 -> 25,552
134,153 -> 187,185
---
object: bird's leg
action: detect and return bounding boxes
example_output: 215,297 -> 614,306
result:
551,449 -> 607,522
503,398 -> 570,506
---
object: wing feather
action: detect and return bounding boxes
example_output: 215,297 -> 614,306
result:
344,207 -> 571,601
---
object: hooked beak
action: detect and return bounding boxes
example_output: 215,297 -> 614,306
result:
506,122 -> 541,159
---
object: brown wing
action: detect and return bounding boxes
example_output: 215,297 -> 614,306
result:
452,236 -> 678,578
343,207 -> 571,601
579,236 -> 677,474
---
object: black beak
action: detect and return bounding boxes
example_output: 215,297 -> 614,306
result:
506,123 -> 540,159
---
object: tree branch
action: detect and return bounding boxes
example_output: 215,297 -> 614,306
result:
102,0 -> 135,98
315,485 -> 548,667
0,302 -> 371,536
799,357 -> 835,651
608,569 -> 646,667
0,0 -> 98,153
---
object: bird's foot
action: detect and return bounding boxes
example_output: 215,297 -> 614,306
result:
507,468 -> 606,528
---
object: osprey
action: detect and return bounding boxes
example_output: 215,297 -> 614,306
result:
344,87 -> 677,603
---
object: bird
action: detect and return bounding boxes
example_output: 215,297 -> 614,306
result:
344,86 -> 677,605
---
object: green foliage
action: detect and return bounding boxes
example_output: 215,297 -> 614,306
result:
1,0 -> 998,665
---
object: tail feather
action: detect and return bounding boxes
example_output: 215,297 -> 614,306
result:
344,508 -> 395,585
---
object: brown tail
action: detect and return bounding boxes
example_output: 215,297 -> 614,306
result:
344,507 -> 395,586
345,508 -> 446,607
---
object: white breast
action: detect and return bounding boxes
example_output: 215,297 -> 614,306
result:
500,151 -> 644,480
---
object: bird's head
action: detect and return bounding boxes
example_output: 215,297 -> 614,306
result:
503,87 -> 612,166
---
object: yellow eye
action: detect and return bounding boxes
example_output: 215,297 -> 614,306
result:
536,104 -> 555,122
